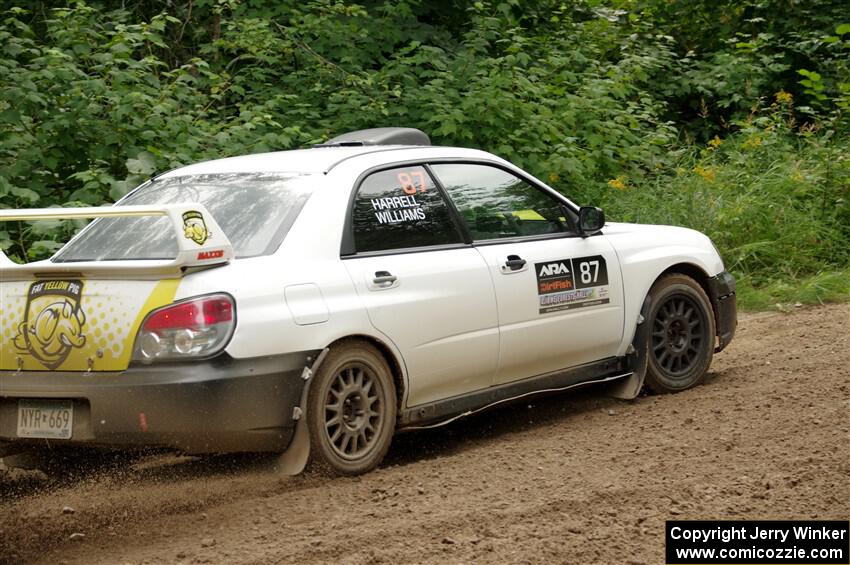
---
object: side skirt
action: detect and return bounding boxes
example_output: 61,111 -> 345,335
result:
398,355 -> 634,429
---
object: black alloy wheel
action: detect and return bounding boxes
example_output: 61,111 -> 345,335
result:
644,274 -> 716,393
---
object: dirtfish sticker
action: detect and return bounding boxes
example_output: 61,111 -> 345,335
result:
13,280 -> 87,370
535,255 -> 610,314
182,210 -> 210,245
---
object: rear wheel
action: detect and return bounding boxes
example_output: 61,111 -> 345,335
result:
306,340 -> 396,475
645,274 -> 715,393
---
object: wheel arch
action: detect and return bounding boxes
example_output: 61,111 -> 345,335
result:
620,260 -> 718,356
322,334 -> 407,416
625,261 -> 722,361
658,262 -> 712,299
656,263 -> 729,345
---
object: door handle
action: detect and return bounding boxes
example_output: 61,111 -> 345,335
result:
373,270 -> 397,285
504,255 -> 526,271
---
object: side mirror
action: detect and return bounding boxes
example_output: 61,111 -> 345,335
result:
578,206 -> 605,237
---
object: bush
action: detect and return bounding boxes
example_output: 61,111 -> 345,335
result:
0,1 -> 848,309
601,100 -> 850,307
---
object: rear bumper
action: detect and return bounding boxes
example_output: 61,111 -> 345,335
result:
708,271 -> 737,352
0,352 -> 313,454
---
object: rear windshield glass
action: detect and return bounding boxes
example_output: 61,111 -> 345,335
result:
52,173 -> 314,262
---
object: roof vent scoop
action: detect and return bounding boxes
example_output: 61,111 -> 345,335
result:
321,127 -> 430,147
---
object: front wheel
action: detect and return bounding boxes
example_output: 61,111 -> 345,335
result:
306,340 -> 396,475
644,274 -> 716,393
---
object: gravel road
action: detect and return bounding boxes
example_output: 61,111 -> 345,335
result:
1,303 -> 848,564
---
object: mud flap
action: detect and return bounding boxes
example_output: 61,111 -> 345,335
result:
276,348 -> 329,476
607,296 -> 651,400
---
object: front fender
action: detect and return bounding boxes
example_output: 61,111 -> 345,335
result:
604,223 -> 724,356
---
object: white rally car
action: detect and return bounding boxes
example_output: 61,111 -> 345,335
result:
0,128 -> 736,475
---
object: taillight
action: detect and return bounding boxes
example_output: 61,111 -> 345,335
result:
132,294 -> 236,363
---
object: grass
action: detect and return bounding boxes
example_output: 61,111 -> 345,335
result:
594,112 -> 850,312
736,268 -> 850,311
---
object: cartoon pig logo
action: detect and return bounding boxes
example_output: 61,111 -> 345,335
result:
182,210 -> 210,245
13,280 -> 87,370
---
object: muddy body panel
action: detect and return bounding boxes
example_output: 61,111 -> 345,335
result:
0,353 -> 310,453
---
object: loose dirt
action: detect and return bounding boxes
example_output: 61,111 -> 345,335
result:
1,303 -> 848,565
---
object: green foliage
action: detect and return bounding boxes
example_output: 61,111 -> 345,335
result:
601,102 -> 850,309
625,0 -> 850,136
0,3 -> 309,258
0,0 -> 848,309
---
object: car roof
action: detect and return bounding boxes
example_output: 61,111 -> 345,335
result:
156,145 -> 502,178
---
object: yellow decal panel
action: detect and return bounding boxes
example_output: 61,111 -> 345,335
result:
1,278 -> 179,372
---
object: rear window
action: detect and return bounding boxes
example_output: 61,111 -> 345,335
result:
351,166 -> 463,253
52,173 -> 313,262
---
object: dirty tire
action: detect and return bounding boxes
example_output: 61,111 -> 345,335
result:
644,274 -> 715,393
306,340 -> 396,475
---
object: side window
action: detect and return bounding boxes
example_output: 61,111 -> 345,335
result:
352,166 -> 463,253
430,164 -> 573,241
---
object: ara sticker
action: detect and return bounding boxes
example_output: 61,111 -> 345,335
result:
535,255 -> 610,314
13,280 -> 87,370
182,210 -> 211,245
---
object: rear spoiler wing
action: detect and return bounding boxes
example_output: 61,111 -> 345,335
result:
0,203 -> 233,280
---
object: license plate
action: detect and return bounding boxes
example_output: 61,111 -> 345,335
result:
17,400 -> 74,440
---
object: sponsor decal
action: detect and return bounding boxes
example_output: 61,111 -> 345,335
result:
366,167 -> 433,225
13,280 -> 87,370
1,279 -> 182,372
535,255 -> 610,314
197,249 -> 225,260
182,210 -> 210,245
370,194 -> 427,224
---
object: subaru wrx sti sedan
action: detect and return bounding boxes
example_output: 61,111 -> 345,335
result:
0,128 -> 736,475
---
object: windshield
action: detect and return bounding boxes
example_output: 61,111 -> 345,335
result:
52,173 -> 314,262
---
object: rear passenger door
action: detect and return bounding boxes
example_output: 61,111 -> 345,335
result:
429,163 -> 625,385
341,165 -> 500,407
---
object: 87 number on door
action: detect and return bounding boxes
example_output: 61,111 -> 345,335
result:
573,256 -> 608,289
578,260 -> 599,285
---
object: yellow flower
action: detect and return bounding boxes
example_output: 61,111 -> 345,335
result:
607,178 -> 627,191
742,135 -> 763,150
693,165 -> 716,183
775,90 -> 793,105
548,173 -> 560,183
708,135 -> 723,149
